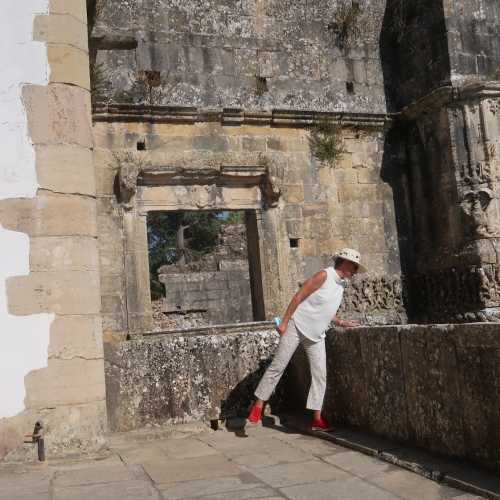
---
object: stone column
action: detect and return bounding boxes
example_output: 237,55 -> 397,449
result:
0,0 -> 106,459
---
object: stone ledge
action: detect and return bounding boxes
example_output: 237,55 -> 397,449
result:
92,105 -> 393,129
136,320 -> 275,339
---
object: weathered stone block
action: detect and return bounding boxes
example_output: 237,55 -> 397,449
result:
193,136 -> 230,152
360,327 -> 409,441
284,185 -> 305,204
334,169 -> 357,184
337,153 -> 353,169
357,169 -> 380,184
49,314 -> 103,361
22,84 -> 92,147
25,358 -> 105,408
400,325 -> 466,456
50,0 -> 87,23
339,184 -> 381,203
242,137 -> 267,152
48,44 -> 91,90
35,144 -> 95,196
30,236 -> 99,272
6,271 -> 101,316
34,14 -> 88,52
0,192 -> 97,237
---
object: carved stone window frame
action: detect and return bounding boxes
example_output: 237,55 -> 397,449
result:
116,156 -> 280,335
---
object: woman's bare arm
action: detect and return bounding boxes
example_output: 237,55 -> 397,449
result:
276,270 -> 327,335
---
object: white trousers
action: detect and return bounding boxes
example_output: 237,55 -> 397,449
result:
254,319 -> 327,411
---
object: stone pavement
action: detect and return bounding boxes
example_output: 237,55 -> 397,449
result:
0,421 -> 485,500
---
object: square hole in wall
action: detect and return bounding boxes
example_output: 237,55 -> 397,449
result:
137,140 -> 146,151
346,81 -> 355,94
289,238 -> 300,248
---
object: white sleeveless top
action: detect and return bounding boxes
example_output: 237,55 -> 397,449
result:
292,267 -> 346,342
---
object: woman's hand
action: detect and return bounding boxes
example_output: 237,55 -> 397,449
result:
334,317 -> 361,328
276,321 -> 287,336
341,319 -> 361,328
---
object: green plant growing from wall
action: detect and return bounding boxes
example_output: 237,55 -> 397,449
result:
328,1 -> 362,50
89,61 -> 109,105
309,118 -> 346,167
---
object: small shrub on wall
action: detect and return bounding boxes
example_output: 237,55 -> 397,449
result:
309,118 -> 346,167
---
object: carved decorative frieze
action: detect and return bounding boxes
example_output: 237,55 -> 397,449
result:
411,264 -> 500,322
339,275 -> 405,315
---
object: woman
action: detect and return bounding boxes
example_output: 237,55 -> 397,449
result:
248,248 -> 366,430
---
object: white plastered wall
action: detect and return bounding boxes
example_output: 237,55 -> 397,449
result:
0,0 -> 53,418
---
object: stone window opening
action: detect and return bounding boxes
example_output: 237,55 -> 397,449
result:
147,209 -> 265,332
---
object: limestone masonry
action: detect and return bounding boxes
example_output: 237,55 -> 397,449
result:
1,0 -> 500,473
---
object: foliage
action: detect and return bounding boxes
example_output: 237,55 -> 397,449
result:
309,118 -> 346,167
329,1 -> 362,50
224,211 -> 245,224
147,212 -> 224,300
89,61 -> 108,104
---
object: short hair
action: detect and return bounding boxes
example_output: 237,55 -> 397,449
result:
334,257 -> 345,269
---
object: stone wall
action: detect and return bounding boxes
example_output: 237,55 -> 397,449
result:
0,0 -> 106,460
446,0 -> 500,82
379,0 -> 500,322
93,118 -> 402,338
158,270 -> 253,327
90,0 -> 387,113
291,323 -> 500,472
104,324 -> 281,431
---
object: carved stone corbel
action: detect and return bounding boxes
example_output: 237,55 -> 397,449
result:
115,153 -> 148,209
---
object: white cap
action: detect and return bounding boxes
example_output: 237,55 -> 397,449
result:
334,248 -> 367,273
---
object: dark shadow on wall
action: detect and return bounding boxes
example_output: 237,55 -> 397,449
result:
379,125 -> 416,319
379,0 -> 452,320
380,0 -> 451,113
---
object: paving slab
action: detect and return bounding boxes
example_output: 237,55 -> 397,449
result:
52,463 -> 136,487
280,476 -> 401,500
0,468 -> 51,497
286,436 -> 351,457
179,487 -> 283,500
224,437 -> 311,467
117,444 -> 170,465
368,469 -> 468,500
53,479 -> 159,499
158,473 -> 266,500
248,459 -> 352,488
322,450 -> 398,478
157,437 -> 221,459
144,453 -> 241,485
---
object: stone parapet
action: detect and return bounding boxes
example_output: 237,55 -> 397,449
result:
104,325 -> 281,431
290,323 -> 500,473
